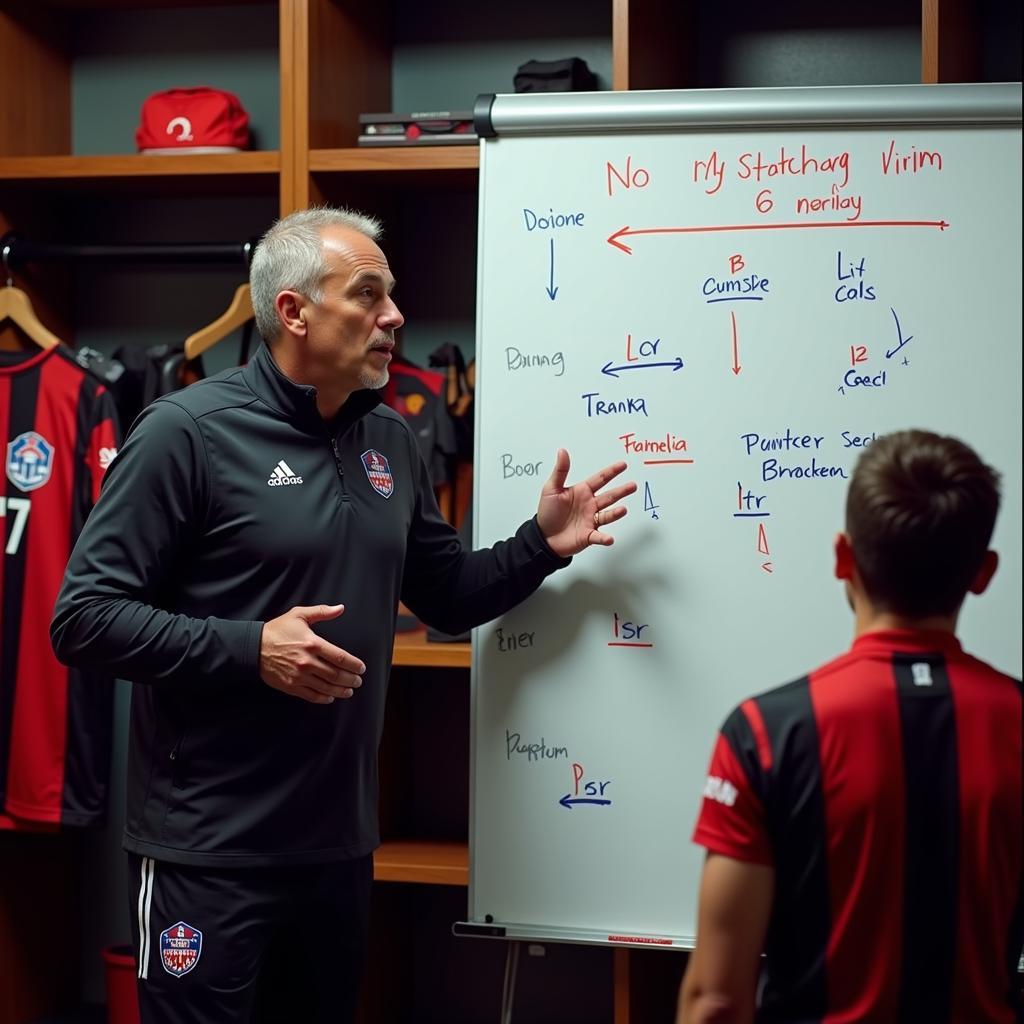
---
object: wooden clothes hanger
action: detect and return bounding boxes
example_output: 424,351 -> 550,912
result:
184,282 -> 254,360
0,244 -> 63,350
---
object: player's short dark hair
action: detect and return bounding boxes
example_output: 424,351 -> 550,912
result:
846,430 -> 1001,617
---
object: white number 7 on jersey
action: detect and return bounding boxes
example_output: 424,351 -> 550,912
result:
0,497 -> 31,555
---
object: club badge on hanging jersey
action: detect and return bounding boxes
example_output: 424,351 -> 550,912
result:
361,448 -> 394,498
159,921 -> 203,978
6,430 -> 54,492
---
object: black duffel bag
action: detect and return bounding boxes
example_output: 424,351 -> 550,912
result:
513,57 -> 598,92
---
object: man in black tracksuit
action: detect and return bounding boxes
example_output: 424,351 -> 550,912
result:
51,207 -> 635,1023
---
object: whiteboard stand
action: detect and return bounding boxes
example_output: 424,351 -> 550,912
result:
500,940 -> 521,1024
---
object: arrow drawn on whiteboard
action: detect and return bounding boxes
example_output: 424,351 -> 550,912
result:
885,307 -> 914,359
559,794 -> 612,809
601,357 -> 683,378
731,311 -> 741,375
762,562 -> 774,573
643,482 -> 660,519
607,220 -> 950,254
545,238 -> 559,300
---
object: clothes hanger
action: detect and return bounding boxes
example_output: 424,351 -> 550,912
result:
183,281 -> 254,360
0,242 -> 63,350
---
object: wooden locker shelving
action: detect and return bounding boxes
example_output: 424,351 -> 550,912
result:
0,0 -> 1015,1019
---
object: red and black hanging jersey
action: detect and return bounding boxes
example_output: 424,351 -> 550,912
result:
382,359 -> 456,486
693,629 -> 1023,1024
1,346 -> 119,827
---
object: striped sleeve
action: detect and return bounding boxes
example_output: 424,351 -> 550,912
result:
692,701 -> 774,865
85,385 -> 120,504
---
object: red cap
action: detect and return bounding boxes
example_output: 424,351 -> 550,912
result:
136,87 -> 250,153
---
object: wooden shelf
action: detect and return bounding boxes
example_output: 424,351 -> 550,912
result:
393,629 -> 471,669
309,146 -> 479,173
373,840 -> 468,886
40,0 -> 270,9
305,147 -> 479,203
0,153 -> 280,194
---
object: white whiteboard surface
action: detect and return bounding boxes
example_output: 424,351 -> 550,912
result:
466,84 -> 1022,947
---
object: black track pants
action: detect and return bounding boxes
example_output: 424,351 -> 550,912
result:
128,853 -> 373,1024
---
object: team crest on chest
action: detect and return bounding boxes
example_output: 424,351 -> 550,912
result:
361,449 -> 394,498
159,921 -> 203,978
6,430 -> 54,492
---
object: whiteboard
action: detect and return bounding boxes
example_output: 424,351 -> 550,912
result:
465,84 -> 1022,948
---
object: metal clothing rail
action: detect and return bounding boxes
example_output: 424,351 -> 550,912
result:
0,233 -> 257,270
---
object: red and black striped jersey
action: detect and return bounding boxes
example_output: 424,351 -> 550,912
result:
1,346 -> 119,828
693,629 -> 1023,1024
382,359 -> 457,486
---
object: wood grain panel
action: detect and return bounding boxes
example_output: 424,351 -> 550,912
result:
310,146 -> 478,173
0,152 -> 279,180
0,8 -> 70,157
279,0 -> 298,213
45,0 -> 261,7
612,0 -> 694,91
393,629 -> 470,668
307,0 -> 392,151
373,840 -> 468,886
922,0 -> 979,84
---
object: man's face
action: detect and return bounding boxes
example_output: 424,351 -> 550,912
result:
302,226 -> 404,393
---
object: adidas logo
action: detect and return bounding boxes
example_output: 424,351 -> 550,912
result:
267,460 -> 303,487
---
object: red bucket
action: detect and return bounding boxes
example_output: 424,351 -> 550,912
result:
101,944 -> 140,1024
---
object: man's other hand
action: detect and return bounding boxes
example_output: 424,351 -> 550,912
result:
259,604 -> 365,704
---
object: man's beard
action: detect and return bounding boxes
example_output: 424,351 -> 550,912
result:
359,365 -> 389,390
359,335 -> 393,390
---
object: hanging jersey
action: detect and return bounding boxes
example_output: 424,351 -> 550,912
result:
693,629 -> 1023,1024
382,360 -> 456,486
0,346 -> 119,826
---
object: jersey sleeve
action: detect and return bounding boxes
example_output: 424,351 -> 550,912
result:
85,385 -> 120,505
692,703 -> 774,866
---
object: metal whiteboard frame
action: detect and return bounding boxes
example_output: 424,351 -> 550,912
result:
474,82 -> 1021,138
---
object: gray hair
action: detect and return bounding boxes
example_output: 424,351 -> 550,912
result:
250,206 -> 383,342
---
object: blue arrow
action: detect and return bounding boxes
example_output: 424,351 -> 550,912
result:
546,238 -> 558,300
601,358 -> 684,378
885,307 -> 913,359
559,793 -> 612,809
643,482 -> 659,514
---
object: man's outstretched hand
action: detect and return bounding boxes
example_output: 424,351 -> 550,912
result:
536,449 -> 636,558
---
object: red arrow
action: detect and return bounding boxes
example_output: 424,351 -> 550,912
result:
757,523 -> 770,556
607,219 -> 950,254
761,561 -> 774,573
731,311 -> 741,375
607,226 -> 635,254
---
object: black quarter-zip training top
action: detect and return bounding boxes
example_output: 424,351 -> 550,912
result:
51,343 -> 569,866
